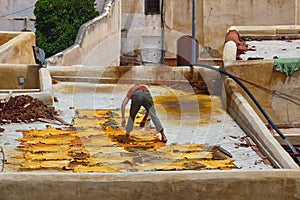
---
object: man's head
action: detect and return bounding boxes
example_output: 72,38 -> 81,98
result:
226,26 -> 238,33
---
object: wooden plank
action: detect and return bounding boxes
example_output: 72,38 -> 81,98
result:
37,118 -> 61,125
53,116 -> 72,126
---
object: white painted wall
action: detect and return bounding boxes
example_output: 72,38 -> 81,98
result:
0,0 -> 106,32
0,0 -> 37,31
47,0 -> 121,66
121,0 -> 163,64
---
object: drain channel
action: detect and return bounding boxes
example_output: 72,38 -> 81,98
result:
281,144 -> 300,165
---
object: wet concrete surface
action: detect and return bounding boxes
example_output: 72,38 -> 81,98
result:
0,82 -> 273,172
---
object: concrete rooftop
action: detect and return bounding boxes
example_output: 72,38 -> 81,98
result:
241,39 -> 300,60
1,80 -> 273,172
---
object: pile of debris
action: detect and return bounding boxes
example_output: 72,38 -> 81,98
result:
0,95 -> 57,125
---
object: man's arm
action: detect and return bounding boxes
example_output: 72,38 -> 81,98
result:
121,95 -> 130,127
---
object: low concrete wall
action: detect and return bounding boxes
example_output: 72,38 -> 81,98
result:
0,64 -> 53,105
47,0 -> 121,67
0,32 -> 18,46
0,64 -> 39,89
237,25 -> 300,37
0,31 -> 36,64
224,78 -> 298,169
1,170 -> 300,199
222,25 -> 300,123
38,68 -> 54,105
48,65 -> 222,94
224,57 -> 300,124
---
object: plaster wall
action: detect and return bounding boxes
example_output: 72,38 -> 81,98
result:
0,31 -> 36,64
0,31 -> 53,104
0,0 -> 108,32
47,0 -> 121,67
121,0 -> 163,63
0,0 -> 37,32
201,0 -> 297,52
0,64 -> 53,105
1,0 -> 299,64
123,0 -> 299,61
298,0 -> 300,25
121,0 -> 203,61
163,0 -> 204,58
48,65 -> 220,90
0,32 -> 17,45
0,64 -> 39,89
224,60 -> 300,124
96,0 -> 107,13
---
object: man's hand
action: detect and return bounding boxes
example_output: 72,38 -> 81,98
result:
139,120 -> 146,127
140,112 -> 149,127
121,118 -> 126,127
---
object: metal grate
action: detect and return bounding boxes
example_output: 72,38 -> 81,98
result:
145,0 -> 160,15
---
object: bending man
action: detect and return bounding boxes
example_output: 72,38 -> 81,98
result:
121,84 -> 167,143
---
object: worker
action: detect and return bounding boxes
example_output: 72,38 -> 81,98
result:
224,26 -> 252,60
121,84 -> 167,143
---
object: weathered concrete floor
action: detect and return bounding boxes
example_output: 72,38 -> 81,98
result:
241,39 -> 300,60
0,82 -> 273,172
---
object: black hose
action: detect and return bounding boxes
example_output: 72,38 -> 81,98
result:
190,63 -> 300,161
0,146 -> 4,172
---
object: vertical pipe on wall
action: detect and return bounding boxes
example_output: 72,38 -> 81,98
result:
161,0 -> 165,65
192,0 -> 196,64
295,0 -> 298,25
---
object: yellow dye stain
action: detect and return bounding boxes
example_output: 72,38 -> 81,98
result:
88,156 -> 134,165
86,147 -> 125,154
21,151 -> 71,161
53,84 -> 116,95
137,162 -> 187,171
82,136 -> 116,147
20,160 -> 69,170
17,137 -> 73,146
22,127 -> 74,137
74,128 -> 104,138
73,165 -> 120,173
76,109 -> 115,118
154,90 -> 224,126
9,109 -> 236,172
17,145 -> 69,153
72,118 -> 101,128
